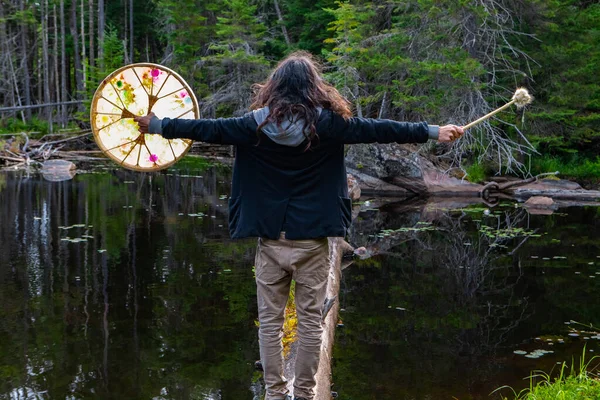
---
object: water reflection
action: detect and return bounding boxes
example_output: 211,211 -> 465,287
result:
0,165 -> 259,399
1,166 -> 599,400
337,200 -> 600,399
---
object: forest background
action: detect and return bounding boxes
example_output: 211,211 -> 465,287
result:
0,0 -> 599,181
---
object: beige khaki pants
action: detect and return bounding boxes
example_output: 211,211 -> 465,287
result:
255,233 -> 329,400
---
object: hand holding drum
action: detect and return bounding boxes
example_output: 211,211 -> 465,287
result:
90,63 -> 199,171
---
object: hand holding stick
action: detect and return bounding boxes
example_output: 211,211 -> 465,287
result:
464,88 -> 533,130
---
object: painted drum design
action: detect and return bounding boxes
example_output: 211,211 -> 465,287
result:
90,63 -> 199,171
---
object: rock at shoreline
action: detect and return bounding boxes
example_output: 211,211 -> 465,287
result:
41,160 -> 76,182
423,168 -> 482,196
347,173 -> 361,200
346,143 -> 482,196
524,196 -> 556,215
525,196 -> 554,207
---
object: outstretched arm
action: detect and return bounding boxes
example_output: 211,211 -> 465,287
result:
134,113 -> 257,145
326,112 -> 463,144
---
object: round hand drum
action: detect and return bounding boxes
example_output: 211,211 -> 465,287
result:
90,63 -> 199,171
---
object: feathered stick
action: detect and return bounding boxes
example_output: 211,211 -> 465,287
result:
464,88 -> 533,130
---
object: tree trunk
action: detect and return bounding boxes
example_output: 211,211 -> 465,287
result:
19,0 -> 32,121
378,91 -> 388,119
129,0 -> 134,63
36,35 -> 42,111
53,4 -> 60,117
273,0 -> 290,46
3,3 -> 25,123
0,2 -> 22,119
81,0 -> 87,89
123,0 -> 128,63
98,0 -> 105,69
0,2 -> 6,108
89,0 -> 95,68
42,0 -> 53,132
60,0 -> 67,126
70,0 -> 84,113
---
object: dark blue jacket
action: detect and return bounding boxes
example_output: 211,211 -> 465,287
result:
158,109 -> 430,239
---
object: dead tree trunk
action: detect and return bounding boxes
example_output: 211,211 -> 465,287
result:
89,0 -> 95,68
129,0 -> 134,63
42,0 -> 53,132
0,2 -> 12,109
70,0 -> 84,113
60,0 -> 67,126
283,238 -> 349,400
81,0 -> 86,89
53,4 -> 60,116
273,0 -> 291,46
98,0 -> 105,69
19,0 -> 32,121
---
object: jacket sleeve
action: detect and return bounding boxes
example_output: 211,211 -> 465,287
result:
156,113 -> 258,145
326,111 -> 431,144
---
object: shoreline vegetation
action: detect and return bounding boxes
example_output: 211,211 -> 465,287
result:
496,353 -> 600,400
1,1 -> 599,183
2,123 -> 600,187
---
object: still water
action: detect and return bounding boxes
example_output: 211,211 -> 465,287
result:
0,162 -> 599,399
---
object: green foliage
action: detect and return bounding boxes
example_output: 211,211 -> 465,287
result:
525,3 -> 600,158
464,163 -> 488,183
282,0 -> 338,54
200,0 -> 269,115
79,26 -> 126,123
531,155 -> 600,179
3,0 -> 600,179
154,0 -> 214,72
170,155 -> 215,172
0,116 -> 52,137
498,353 -> 600,400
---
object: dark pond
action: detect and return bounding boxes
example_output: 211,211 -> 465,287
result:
0,161 -> 599,399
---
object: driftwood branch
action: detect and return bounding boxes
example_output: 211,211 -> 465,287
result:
0,130 -> 92,166
480,171 -> 559,199
0,100 -> 83,113
41,130 -> 91,145
281,238 -> 352,400
0,154 -> 27,163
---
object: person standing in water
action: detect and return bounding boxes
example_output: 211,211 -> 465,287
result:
135,51 -> 463,400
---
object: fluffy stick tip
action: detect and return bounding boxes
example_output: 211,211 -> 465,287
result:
512,87 -> 533,108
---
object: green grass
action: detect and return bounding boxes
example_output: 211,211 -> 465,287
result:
531,155 -> 600,179
0,117 -> 81,138
495,352 -> 600,400
464,162 -> 488,183
169,155 -> 216,172
0,116 -> 52,137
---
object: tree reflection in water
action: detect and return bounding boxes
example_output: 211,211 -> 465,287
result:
335,198 -> 599,399
0,166 -> 259,399
0,169 -> 599,400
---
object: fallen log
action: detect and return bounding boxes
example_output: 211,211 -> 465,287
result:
480,172 -> 559,198
1,131 -> 93,166
509,188 -> 600,202
281,238 -> 351,400
0,155 -> 26,163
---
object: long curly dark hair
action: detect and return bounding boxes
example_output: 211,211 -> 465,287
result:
250,51 -> 352,150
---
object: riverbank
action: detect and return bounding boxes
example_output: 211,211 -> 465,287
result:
2,128 -> 600,193
498,357 -> 600,400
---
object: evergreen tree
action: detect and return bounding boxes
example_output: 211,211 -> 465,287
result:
201,0 -> 269,116
525,1 -> 600,157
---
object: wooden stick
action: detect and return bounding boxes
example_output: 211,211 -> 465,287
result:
0,155 -> 26,162
42,131 -> 92,145
464,99 -> 516,130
